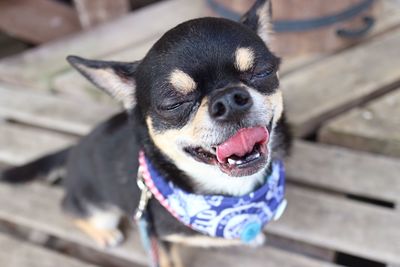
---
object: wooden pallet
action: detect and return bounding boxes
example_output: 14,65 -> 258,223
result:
282,28 -> 400,137
0,0 -> 400,266
319,88 -> 400,157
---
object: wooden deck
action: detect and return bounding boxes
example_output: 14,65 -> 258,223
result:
0,0 -> 399,266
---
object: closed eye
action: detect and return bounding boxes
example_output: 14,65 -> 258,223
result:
253,69 -> 274,79
159,98 -> 196,112
160,102 -> 183,111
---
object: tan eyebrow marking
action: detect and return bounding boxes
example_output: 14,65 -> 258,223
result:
235,47 -> 255,72
169,69 -> 197,94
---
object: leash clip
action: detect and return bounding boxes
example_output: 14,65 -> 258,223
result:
135,169 -> 152,221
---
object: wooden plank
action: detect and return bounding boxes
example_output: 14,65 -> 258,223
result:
0,123 -> 76,165
51,38 -> 155,104
0,183 -> 148,266
177,244 -> 342,267
0,233 -> 97,267
74,0 -> 130,29
0,83 -> 118,135
268,186 -> 400,265
282,29 -> 400,137
287,141 -> 400,206
319,89 -> 400,158
0,0 -> 81,44
0,0 -> 207,89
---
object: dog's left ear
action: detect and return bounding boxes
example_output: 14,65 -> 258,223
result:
241,0 -> 272,45
67,56 -> 140,110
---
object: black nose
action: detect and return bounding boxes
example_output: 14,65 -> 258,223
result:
209,87 -> 253,122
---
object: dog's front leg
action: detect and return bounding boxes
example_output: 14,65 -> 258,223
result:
158,242 -> 172,267
157,241 -> 184,267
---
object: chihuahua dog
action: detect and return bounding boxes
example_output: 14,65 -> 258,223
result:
2,0 -> 290,265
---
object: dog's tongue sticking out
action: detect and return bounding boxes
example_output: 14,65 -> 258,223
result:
216,127 -> 269,163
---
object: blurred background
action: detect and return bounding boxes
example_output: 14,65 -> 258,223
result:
0,0 -> 399,267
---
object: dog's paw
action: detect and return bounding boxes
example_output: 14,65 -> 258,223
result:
96,228 -> 125,248
74,220 -> 125,248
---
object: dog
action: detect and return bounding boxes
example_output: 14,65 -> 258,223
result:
1,0 -> 290,265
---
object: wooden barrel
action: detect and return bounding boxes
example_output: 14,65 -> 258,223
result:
206,0 -> 381,57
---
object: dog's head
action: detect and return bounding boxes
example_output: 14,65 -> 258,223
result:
68,0 -> 287,195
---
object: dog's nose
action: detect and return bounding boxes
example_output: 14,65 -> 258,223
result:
209,87 -> 253,122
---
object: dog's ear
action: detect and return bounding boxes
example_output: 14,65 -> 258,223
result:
241,0 -> 272,45
67,55 -> 140,110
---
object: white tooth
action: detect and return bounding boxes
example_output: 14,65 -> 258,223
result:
246,153 -> 255,161
236,160 -> 244,165
227,158 -> 236,165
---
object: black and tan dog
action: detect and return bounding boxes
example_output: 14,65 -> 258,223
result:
2,0 -> 290,264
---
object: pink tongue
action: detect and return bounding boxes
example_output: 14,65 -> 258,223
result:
216,127 -> 269,163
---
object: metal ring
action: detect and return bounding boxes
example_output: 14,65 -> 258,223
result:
336,16 -> 375,38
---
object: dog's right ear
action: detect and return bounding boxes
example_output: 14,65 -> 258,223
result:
67,56 -> 140,110
241,0 -> 272,45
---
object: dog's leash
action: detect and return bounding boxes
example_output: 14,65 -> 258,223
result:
135,168 -> 160,267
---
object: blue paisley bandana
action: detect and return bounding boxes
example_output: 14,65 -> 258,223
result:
138,151 -> 287,243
